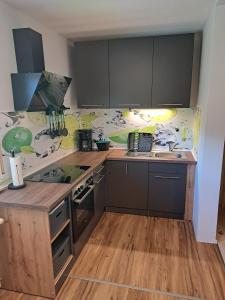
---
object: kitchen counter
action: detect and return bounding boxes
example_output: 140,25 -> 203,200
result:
107,149 -> 196,164
0,150 -> 111,211
0,149 -> 196,211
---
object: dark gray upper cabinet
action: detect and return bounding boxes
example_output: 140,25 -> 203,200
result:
109,37 -> 153,108
73,40 -> 109,108
148,163 -> 187,219
151,34 -> 194,108
13,28 -> 45,73
106,160 -> 148,211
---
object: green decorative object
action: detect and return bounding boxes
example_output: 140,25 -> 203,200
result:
20,145 -> 34,154
81,114 -> 97,129
109,135 -> 128,144
181,127 -> 187,141
2,127 -> 33,154
139,125 -> 156,134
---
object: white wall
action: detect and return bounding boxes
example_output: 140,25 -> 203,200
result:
193,3 -> 225,243
0,1 -> 75,112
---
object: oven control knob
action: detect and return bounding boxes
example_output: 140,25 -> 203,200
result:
74,190 -> 78,195
80,185 -> 84,190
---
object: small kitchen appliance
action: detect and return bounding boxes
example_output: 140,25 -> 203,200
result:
127,132 -> 153,153
71,172 -> 94,244
77,129 -> 92,152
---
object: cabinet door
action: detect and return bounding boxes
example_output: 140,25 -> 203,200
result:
106,161 -> 148,210
109,37 -> 153,108
73,40 -> 109,108
94,172 -> 105,222
152,34 -> 194,108
148,164 -> 187,219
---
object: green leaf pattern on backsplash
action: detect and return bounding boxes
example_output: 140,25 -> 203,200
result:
2,127 -> 33,154
0,108 -> 195,189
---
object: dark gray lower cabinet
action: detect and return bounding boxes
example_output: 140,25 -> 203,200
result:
106,161 -> 148,213
148,163 -> 187,219
105,161 -> 187,219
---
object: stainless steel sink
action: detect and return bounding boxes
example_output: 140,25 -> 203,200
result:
126,151 -> 154,157
154,152 -> 184,159
126,151 -> 185,159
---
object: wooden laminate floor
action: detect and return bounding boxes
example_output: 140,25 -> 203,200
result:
1,213 -> 225,300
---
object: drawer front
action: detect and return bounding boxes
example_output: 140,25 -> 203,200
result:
149,163 -> 187,175
53,237 -> 71,277
49,199 -> 68,237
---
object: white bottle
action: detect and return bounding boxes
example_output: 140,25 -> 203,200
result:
9,150 -> 24,188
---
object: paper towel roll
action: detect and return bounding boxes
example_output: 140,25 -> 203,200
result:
9,156 -> 24,187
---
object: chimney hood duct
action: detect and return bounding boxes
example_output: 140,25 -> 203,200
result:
11,28 -> 72,112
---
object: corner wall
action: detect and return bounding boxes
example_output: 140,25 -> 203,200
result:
193,3 -> 225,243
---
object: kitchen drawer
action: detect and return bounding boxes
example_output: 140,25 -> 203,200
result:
149,163 -> 187,175
52,236 -> 71,277
49,199 -> 69,237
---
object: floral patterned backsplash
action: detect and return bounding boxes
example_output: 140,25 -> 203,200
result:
0,108 -> 195,189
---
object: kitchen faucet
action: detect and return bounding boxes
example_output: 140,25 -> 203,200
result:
168,142 -> 178,151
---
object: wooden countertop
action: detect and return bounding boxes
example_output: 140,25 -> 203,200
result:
0,149 -> 196,212
107,149 -> 196,164
0,151 -> 111,212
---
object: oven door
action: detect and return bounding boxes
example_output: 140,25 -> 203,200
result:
72,184 -> 95,242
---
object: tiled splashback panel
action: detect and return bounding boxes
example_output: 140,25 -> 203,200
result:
0,108 -> 195,188
80,109 -> 194,150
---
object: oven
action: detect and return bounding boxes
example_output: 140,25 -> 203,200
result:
71,173 -> 95,243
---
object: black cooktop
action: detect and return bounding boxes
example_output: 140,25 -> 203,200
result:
25,164 -> 90,184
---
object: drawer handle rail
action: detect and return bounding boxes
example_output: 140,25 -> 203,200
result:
96,175 -> 104,184
56,211 -> 62,218
95,165 -> 104,175
49,200 -> 65,216
154,175 -> 181,180
58,249 -> 65,257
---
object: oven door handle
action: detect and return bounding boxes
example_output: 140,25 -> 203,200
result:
73,185 -> 95,205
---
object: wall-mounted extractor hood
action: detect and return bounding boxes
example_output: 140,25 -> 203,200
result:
11,28 -> 72,112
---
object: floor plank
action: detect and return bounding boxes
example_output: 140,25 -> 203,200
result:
1,213 -> 225,300
71,213 -> 225,300
0,278 -> 190,300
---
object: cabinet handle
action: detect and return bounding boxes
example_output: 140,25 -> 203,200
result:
157,104 -> 183,106
81,104 -> 104,107
49,200 -> 65,215
125,163 -> 128,175
58,249 -> 65,257
154,175 -> 180,180
118,104 -> 141,107
96,175 -> 104,184
95,165 -> 104,175
0,218 -> 5,225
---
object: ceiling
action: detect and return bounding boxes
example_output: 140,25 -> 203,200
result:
3,0 -> 216,41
